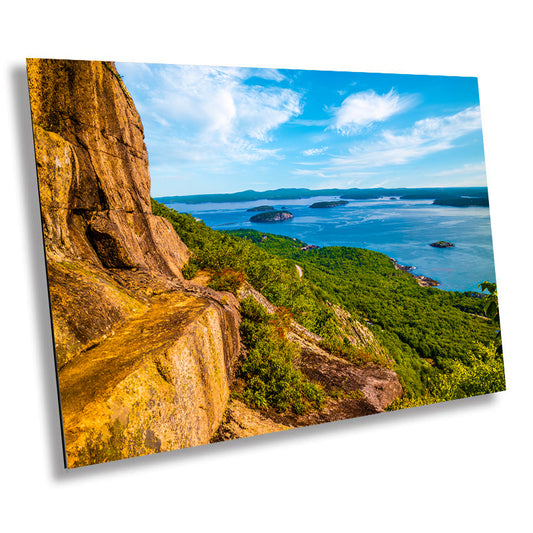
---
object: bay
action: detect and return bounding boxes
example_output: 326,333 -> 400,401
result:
166,195 -> 497,292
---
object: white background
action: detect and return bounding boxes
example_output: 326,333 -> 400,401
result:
1,1 -> 531,531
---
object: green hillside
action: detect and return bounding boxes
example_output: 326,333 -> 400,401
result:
152,200 -> 505,405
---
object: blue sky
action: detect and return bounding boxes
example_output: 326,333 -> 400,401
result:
116,62 -> 487,197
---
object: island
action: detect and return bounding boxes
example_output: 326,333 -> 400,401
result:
250,210 -> 294,223
247,205 -> 274,212
430,241 -> 455,248
433,197 -> 489,207
310,200 -> 349,208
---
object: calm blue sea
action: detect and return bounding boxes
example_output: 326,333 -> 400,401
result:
166,196 -> 497,292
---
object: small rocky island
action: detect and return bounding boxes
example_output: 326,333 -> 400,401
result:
430,241 -> 455,248
250,210 -> 294,223
310,200 -> 349,208
247,205 -> 274,212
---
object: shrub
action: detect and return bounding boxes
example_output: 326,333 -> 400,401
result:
181,260 -> 199,280
208,268 -> 245,294
238,296 -> 324,414
388,343 -> 505,410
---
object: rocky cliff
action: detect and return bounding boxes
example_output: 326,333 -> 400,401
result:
28,59 -> 402,467
28,59 -> 240,466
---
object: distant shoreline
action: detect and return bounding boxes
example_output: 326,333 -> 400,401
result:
156,186 -> 489,206
165,192 -> 495,293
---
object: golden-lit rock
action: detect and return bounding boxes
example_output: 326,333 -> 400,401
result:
28,59 -> 240,466
213,399 -> 292,442
60,292 -> 240,466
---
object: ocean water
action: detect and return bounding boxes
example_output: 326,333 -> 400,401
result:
166,196 -> 497,292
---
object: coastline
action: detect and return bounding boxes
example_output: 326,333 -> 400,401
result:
165,195 -> 496,293
391,258 -> 440,288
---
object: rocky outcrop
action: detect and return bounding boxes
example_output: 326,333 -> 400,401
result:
28,59 -> 240,466
219,283 -> 403,433
413,275 -> 440,288
28,60 -> 189,274
392,258 -> 439,288
212,400 -> 291,442
60,291 -> 240,464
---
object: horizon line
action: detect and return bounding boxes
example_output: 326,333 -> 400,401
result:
154,184 -> 488,199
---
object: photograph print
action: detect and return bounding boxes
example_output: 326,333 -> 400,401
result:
27,58 -> 505,468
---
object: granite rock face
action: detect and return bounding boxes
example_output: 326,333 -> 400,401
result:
28,60 -> 189,274
28,59 -> 240,466
59,291 -> 240,464
28,60 -> 151,214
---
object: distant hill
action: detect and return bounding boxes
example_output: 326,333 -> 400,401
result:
156,186 -> 489,205
433,197 -> 489,207
247,205 -> 274,212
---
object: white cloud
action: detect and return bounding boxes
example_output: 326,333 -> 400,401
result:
118,63 -> 302,164
249,68 -> 286,82
302,146 -> 328,156
292,168 -> 377,179
236,86 -> 301,141
329,106 -> 482,169
331,89 -> 415,134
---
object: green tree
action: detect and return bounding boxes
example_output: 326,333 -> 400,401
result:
479,281 -> 502,353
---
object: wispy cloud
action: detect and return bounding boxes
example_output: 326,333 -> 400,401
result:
118,63 -> 302,164
302,146 -> 328,156
330,89 -> 416,134
247,68 -> 286,82
329,106 -> 482,169
292,168 -> 377,179
431,162 -> 486,177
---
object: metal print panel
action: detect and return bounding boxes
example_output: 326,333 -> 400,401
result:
27,58 -> 505,468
